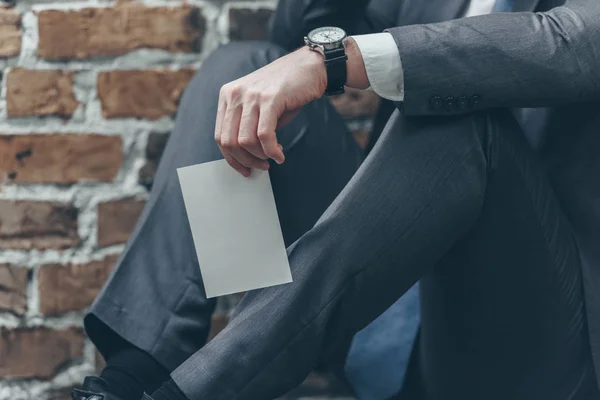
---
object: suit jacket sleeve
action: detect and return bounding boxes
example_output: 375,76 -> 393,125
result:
387,0 -> 600,115
268,0 -> 372,51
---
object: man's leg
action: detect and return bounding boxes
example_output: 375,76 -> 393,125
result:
83,41 -> 361,389
170,109 -> 594,400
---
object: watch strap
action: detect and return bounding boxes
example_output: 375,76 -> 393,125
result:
324,46 -> 348,96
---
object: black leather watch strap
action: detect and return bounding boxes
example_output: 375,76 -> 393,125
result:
324,47 -> 348,96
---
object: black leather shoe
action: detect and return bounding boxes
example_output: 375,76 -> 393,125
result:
72,377 -> 126,400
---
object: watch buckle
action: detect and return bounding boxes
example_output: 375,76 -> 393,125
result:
304,37 -> 324,53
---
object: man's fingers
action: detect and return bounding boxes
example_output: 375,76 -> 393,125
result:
218,94 -> 269,171
238,105 -> 268,161
219,104 -> 257,168
214,92 -> 227,144
258,106 -> 285,164
219,145 -> 251,177
217,83 -> 286,170
220,101 -> 242,149
230,147 -> 270,170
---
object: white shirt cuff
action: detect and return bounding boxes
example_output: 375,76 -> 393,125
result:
350,33 -> 404,102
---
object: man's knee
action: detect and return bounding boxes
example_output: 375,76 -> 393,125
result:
208,41 -> 287,70
193,41 -> 285,88
442,107 -> 527,157
177,41 -> 287,113
481,108 -> 535,157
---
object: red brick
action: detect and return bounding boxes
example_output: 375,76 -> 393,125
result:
0,327 -> 85,379
38,255 -> 118,316
97,198 -> 145,247
329,87 -> 381,119
37,4 -> 204,60
0,264 -> 28,316
229,8 -> 274,41
97,69 -> 195,120
0,9 -> 21,57
0,134 -> 122,184
0,200 -> 79,250
6,68 -> 79,118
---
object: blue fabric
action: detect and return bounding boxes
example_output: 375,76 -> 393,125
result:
344,284 -> 420,400
492,0 -> 513,13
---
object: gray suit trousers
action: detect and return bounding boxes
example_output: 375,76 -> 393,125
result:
87,42 -> 597,400
86,40 -> 364,383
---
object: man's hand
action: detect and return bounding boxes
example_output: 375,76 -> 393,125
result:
215,38 -> 368,176
215,46 -> 325,176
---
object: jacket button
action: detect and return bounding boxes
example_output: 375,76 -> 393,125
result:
457,96 -> 469,110
444,96 -> 455,111
429,96 -> 443,110
470,95 -> 482,108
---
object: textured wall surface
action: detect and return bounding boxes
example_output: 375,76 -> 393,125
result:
0,0 -> 378,398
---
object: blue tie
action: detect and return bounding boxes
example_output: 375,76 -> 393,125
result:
492,0 -> 514,12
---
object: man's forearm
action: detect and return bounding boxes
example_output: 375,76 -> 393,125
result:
387,0 -> 600,115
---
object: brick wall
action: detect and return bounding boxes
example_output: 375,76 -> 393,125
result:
0,1 -> 378,399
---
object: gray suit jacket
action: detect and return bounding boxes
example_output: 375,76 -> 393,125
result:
271,0 -> 600,390
387,0 -> 600,389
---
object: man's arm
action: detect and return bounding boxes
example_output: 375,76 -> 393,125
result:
268,0 -> 371,51
387,0 -> 600,115
213,0 -> 600,174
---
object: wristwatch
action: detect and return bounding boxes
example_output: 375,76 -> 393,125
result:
304,27 -> 348,96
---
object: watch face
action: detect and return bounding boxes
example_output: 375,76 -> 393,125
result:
308,27 -> 347,45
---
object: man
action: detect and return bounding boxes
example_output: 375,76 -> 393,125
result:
75,0 -> 600,399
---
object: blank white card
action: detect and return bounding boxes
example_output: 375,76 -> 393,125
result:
177,160 -> 292,298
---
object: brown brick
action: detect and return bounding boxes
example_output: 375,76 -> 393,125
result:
97,69 -> 195,120
0,264 -> 28,316
38,255 -> 118,316
0,9 -> 21,57
97,198 -> 145,247
329,88 -> 381,119
207,313 -> 229,342
0,200 -> 79,250
0,327 -> 85,379
6,68 -> 79,118
0,134 -> 122,184
37,4 -> 204,60
229,8 -> 273,41
138,132 -> 169,190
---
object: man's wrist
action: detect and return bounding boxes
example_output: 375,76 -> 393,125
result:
349,33 -> 405,101
300,46 -> 328,96
302,36 -> 368,96
344,37 -> 370,90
